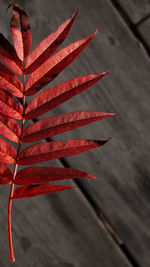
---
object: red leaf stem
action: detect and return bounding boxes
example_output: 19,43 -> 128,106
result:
7,70 -> 26,262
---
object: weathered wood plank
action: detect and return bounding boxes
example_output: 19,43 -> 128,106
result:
138,18 -> 150,50
116,0 -> 150,24
17,0 -> 150,267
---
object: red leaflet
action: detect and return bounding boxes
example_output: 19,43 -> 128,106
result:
0,34 -> 22,75
25,31 -> 97,96
0,90 -> 23,120
22,111 -> 114,143
0,163 -> 12,184
25,72 -> 109,119
12,184 -> 74,199
8,2 -> 31,61
0,62 -> 23,97
0,138 -> 16,164
25,10 -> 79,74
0,114 -> 21,143
18,139 -> 109,165
15,166 -> 96,185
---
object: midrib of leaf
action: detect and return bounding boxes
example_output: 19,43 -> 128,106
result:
7,67 -> 26,263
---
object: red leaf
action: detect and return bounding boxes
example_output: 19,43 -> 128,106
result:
25,31 -> 97,96
18,139 -> 109,165
25,72 -> 108,119
22,111 -> 114,143
0,113 -> 21,143
0,34 -> 23,75
0,138 -> 16,164
15,166 -> 96,185
0,90 -> 23,120
8,2 -> 31,61
0,62 -> 23,97
25,10 -> 79,74
12,184 -> 74,199
0,163 -> 12,184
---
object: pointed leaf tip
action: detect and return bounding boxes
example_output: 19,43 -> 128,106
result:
88,174 -> 97,179
92,139 -> 110,146
22,111 -> 114,143
15,166 -> 96,185
95,29 -> 98,35
25,9 -> 79,74
25,31 -> 98,95
7,2 -> 19,13
102,70 -> 111,76
9,2 -> 31,61
72,8 -> 79,18
18,139 -> 109,165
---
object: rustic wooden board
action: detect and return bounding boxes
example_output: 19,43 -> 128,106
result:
138,18 -> 150,49
14,0 -> 150,267
116,0 -> 150,24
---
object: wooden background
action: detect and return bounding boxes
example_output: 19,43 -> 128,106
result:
0,0 -> 150,266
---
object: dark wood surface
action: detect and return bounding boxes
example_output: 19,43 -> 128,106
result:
138,18 -> 150,49
117,0 -> 150,24
0,1 -> 149,266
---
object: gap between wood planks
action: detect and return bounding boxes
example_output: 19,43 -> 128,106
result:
109,0 -> 150,57
60,157 -> 142,267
